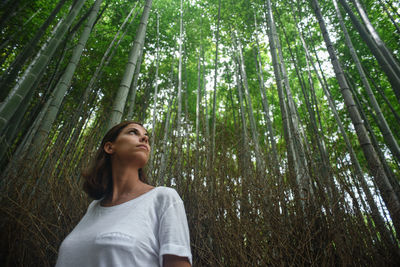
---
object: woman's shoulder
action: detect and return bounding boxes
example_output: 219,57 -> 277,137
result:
86,199 -> 97,209
153,186 -> 183,206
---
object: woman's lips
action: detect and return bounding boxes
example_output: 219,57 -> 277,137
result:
137,145 -> 149,151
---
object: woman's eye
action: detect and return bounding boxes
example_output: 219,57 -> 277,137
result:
129,130 -> 138,135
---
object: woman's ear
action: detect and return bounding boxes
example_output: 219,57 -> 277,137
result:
104,142 -> 114,154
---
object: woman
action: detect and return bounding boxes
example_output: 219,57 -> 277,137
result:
56,121 -> 192,267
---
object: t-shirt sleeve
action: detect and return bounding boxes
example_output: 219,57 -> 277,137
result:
158,198 -> 192,266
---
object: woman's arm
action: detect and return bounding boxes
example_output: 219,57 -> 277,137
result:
158,189 -> 192,266
163,255 -> 191,267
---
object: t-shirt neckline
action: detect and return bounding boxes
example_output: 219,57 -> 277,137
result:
97,186 -> 161,210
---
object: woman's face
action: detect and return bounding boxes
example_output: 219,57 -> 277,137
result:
104,123 -> 150,168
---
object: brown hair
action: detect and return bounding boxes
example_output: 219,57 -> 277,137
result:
82,121 -> 148,199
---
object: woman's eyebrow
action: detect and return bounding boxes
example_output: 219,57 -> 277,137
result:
126,127 -> 138,131
126,127 -> 148,135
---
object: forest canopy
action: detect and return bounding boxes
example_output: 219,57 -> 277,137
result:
1,0 -> 400,265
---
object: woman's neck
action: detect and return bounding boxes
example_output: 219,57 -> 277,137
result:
102,161 -> 150,206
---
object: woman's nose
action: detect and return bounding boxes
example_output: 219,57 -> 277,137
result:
141,135 -> 149,143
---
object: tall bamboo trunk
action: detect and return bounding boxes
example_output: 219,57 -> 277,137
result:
382,0 -> 400,18
275,23 -> 311,195
352,0 -> 400,76
173,0 -> 184,186
309,30 -> 396,245
333,0 -> 400,162
235,34 -> 265,174
210,0 -> 221,164
253,13 -> 279,176
195,44 -> 202,179
378,0 -> 400,35
177,0 -> 184,136
232,49 -> 252,219
0,78 -> 37,163
347,74 -> 400,198
338,0 -> 400,101
364,66 -> 400,125
265,2 -> 294,181
64,5 -> 140,158
107,0 -> 153,130
289,6 -> 336,200
148,12 -> 160,182
203,56 -> 210,142
0,0 -> 87,133
84,1 -> 140,108
158,86 -> 175,184
0,0 -> 68,102
265,0 -> 307,202
311,0 -> 400,236
29,0 -> 103,155
126,40 -> 145,120
347,76 -> 400,243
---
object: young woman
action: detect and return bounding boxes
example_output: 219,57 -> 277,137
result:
56,121 -> 192,267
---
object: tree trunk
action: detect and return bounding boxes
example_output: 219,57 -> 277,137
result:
0,0 -> 68,102
0,78 -> 37,163
347,73 -> 400,196
288,4 -> 340,201
352,0 -> 400,76
383,0 -> 400,18
126,40 -> 145,120
276,20 -> 311,196
148,12 -> 160,182
107,0 -> 153,129
265,0 -> 295,190
311,34 -> 396,245
84,0 -> 140,108
266,0 -> 308,202
365,67 -> 400,125
173,0 -> 184,186
338,0 -> 400,102
334,0 -> 400,163
0,0 -> 87,133
378,0 -> 400,35
29,0 -> 103,155
210,0 -> 221,163
311,0 -> 400,236
253,13 -> 279,176
233,50 -> 252,220
158,86 -> 175,185
7,38 -> 70,165
195,44 -> 202,179
203,54 -> 210,141
235,34 -> 265,174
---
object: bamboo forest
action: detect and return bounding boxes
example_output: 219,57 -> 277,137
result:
1,0 -> 400,265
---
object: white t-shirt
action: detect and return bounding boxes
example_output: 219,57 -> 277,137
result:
55,186 -> 192,267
